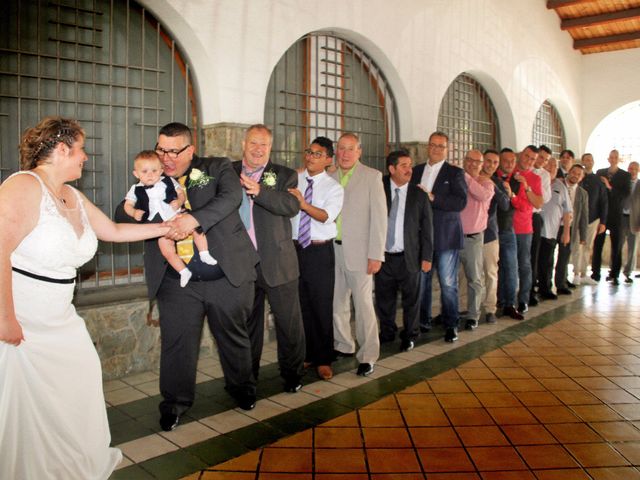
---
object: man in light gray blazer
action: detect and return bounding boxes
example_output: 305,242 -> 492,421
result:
330,132 -> 387,376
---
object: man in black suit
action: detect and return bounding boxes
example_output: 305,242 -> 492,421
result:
376,150 -> 433,352
233,124 -> 306,393
592,149 -> 631,285
410,132 -> 467,343
145,123 -> 260,431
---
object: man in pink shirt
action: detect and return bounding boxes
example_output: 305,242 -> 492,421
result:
511,145 -> 544,314
460,150 -> 494,330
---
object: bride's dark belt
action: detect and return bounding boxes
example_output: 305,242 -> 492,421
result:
12,267 -> 76,284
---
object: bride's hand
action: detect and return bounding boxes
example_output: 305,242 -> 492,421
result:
0,317 -> 25,346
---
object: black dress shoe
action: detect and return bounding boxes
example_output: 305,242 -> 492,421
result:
444,327 -> 458,343
485,313 -> 497,324
400,339 -> 415,352
635,273 -> 640,278
160,413 -> 180,432
235,394 -> 256,411
567,281 -> 577,289
557,287 -> 572,295
379,334 -> 395,343
517,302 -> 528,314
625,276 -> 634,284
502,305 -> 524,320
284,378 -> 302,393
419,322 -> 432,333
356,363 -> 374,376
465,319 -> 478,330
591,274 -> 601,282
529,295 -> 539,307
539,290 -> 558,300
611,278 -> 620,286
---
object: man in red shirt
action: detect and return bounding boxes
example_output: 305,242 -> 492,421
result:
511,145 -> 544,314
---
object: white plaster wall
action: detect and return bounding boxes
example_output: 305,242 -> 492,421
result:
140,0 -> 588,150
581,48 -> 640,151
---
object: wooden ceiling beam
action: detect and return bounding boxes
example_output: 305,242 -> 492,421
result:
546,0 -> 593,9
574,29 -> 640,49
562,7 -> 640,30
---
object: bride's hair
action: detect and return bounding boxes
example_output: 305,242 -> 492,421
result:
20,116 -> 85,170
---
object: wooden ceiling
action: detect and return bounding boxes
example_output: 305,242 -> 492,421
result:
547,0 -> 640,54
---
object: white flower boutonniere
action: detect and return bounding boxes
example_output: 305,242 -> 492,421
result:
188,168 -> 214,188
261,170 -> 277,189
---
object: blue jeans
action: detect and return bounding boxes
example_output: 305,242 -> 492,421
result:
420,249 -> 460,330
498,231 -> 518,307
516,233 -> 533,305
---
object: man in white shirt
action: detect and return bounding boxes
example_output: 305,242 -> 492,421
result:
290,137 -> 344,380
530,145 -> 552,305
375,150 -> 433,352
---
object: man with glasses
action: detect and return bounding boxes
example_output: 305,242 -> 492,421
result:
289,137 -> 343,380
411,131 -> 467,342
233,124 -> 306,393
124,122 -> 260,431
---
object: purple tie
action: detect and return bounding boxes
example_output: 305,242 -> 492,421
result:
298,178 -> 314,248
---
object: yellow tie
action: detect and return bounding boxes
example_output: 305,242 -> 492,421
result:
176,175 -> 194,263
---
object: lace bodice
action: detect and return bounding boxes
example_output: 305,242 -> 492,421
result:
10,171 -> 98,278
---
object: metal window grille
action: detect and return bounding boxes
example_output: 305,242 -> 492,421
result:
0,0 -> 198,289
532,100 -> 566,157
436,73 -> 501,166
265,32 -> 399,172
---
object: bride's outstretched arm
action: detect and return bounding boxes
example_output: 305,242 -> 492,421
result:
80,191 -> 170,242
0,175 -> 41,346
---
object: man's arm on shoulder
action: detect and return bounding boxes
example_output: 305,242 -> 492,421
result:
190,157 -> 242,231
253,166 -> 300,218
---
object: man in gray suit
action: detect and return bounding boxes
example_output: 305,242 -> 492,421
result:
330,132 -> 387,376
557,164 -> 588,292
233,124 -> 306,393
139,123 -> 260,430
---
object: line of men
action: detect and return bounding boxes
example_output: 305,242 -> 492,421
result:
126,122 -> 640,432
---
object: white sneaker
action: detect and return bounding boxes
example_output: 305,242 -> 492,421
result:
582,276 -> 598,285
573,275 -> 582,286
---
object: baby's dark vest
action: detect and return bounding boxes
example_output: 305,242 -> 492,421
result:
134,176 -> 178,222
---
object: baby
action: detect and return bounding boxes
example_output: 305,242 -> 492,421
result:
124,150 -> 217,287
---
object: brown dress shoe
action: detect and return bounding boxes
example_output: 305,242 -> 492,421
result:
317,365 -> 333,380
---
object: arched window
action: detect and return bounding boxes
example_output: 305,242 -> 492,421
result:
0,0 -> 198,288
265,32 -> 399,172
437,73 -> 500,165
532,100 -> 566,156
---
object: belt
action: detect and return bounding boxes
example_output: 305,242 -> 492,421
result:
294,239 -> 333,248
334,240 -> 342,245
385,251 -> 404,257
465,233 -> 480,238
12,266 -> 76,284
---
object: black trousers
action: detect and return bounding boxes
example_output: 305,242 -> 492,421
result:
375,253 -> 421,342
296,242 -> 335,366
555,232 -> 571,289
530,212 -> 543,293
537,236 -> 557,294
156,275 -> 255,416
247,264 -> 305,382
592,219 -> 624,280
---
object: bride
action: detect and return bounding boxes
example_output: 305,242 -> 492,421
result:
0,117 -> 169,479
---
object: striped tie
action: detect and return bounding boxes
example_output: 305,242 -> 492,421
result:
298,178 -> 314,248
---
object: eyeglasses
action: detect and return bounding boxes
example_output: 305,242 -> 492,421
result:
155,144 -> 191,159
304,149 -> 326,159
429,143 -> 447,150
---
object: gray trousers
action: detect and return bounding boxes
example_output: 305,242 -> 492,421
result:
460,232 -> 484,321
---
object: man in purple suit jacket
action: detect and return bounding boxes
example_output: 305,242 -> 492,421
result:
410,132 -> 467,343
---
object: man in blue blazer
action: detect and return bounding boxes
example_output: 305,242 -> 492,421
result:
410,132 -> 467,342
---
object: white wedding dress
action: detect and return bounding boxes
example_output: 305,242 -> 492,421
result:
0,171 -> 122,479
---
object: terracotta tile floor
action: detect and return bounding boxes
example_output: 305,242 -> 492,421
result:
181,287 -> 640,479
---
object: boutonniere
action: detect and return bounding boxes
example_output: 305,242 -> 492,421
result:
261,170 -> 277,189
188,168 -> 214,188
